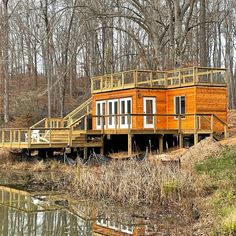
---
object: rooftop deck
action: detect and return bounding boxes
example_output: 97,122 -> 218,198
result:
91,67 -> 227,93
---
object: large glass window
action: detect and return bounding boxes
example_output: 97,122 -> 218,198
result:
120,98 -> 132,128
96,101 -> 106,129
108,99 -> 118,128
174,96 -> 186,118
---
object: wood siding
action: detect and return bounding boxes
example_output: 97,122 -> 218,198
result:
196,87 -> 227,132
91,86 -> 227,132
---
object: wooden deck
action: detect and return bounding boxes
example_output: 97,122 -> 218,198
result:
91,67 -> 227,93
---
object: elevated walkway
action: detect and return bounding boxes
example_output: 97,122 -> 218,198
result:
0,98 -> 103,149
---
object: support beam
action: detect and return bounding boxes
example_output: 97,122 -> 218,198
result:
159,134 -> 164,154
179,133 -> 183,148
194,133 -> 198,145
84,147 -> 88,159
128,134 -> 132,157
100,135 -> 105,155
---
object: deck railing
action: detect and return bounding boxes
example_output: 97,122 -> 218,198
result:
91,67 -> 227,93
0,113 -> 227,148
89,113 -> 228,136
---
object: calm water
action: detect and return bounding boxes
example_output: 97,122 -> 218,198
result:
0,171 -> 144,236
0,171 -> 189,236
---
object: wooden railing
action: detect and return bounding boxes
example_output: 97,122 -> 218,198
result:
31,118 -> 68,129
0,127 -> 72,148
89,113 -> 228,136
64,97 -> 92,126
91,67 -> 227,93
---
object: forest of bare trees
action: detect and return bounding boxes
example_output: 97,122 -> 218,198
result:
0,0 -> 235,122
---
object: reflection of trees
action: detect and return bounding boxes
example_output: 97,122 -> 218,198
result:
0,187 -> 93,236
0,207 -> 93,235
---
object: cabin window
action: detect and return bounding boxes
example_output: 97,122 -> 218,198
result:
121,224 -> 133,234
96,101 -> 106,129
174,96 -> 186,118
97,217 -> 107,227
108,99 -> 118,128
120,98 -> 132,128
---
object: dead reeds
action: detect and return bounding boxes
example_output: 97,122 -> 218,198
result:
75,159 -> 195,206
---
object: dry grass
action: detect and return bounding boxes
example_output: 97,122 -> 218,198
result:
75,159 -> 195,206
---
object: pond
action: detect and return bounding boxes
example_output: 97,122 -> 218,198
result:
0,171 -> 190,236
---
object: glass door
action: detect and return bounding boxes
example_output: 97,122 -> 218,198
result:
108,99 -> 118,128
120,98 -> 132,128
144,97 -> 156,128
96,101 -> 106,129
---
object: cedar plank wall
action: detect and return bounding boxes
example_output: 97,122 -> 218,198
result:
196,87 -> 227,132
135,89 -> 167,129
92,86 -> 227,131
166,87 -> 196,130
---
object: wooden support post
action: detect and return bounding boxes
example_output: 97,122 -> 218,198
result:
128,134 -> 132,157
210,114 -> 214,137
100,135 -> 105,155
159,134 -> 164,154
84,147 -> 88,159
224,125 -> 228,139
179,133 -> 183,148
194,133 -> 198,145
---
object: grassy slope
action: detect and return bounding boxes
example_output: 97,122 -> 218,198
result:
195,146 -> 236,235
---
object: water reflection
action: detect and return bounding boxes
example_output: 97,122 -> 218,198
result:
0,185 -> 145,236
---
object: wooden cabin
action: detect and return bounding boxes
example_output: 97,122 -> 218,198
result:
0,67 -> 228,157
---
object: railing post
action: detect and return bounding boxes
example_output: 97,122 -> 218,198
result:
150,72 -> 153,88
27,130 -> 31,148
211,114 -> 214,134
122,72 -> 124,89
49,129 -> 52,147
210,70 -> 213,84
128,114 -> 131,133
134,70 -> 138,87
115,115 -> 117,133
84,115 -> 88,131
69,127 -> 72,146
178,115 -> 182,133
101,116 -> 105,134
18,130 -> 21,148
179,70 -> 181,86
154,115 -> 156,133
2,130 -> 4,147
111,75 -> 113,90
10,130 -> 13,148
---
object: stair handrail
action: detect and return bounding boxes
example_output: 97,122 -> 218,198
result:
64,97 -> 92,121
67,114 -> 87,128
30,118 -> 47,129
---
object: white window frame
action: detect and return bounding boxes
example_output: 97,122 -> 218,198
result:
143,97 -> 156,128
96,218 -> 107,227
107,99 -> 118,129
120,97 -> 132,129
121,224 -> 133,234
96,100 -> 106,129
174,96 -> 186,119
